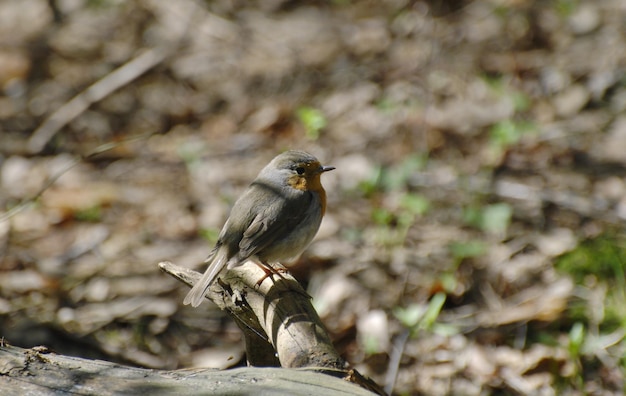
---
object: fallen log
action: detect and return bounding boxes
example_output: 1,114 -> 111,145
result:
0,344 -> 377,395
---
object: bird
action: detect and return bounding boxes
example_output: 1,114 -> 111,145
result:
183,150 -> 335,307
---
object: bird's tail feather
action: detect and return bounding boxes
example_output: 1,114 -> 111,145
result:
183,249 -> 227,307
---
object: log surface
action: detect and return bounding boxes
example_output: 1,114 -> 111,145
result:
0,345 -> 375,395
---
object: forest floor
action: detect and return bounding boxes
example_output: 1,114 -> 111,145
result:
1,0 -> 626,394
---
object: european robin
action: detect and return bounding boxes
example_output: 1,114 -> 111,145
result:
184,150 -> 335,307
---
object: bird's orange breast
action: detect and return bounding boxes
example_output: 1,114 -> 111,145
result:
287,173 -> 327,215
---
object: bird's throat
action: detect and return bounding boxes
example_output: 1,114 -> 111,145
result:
287,174 -> 327,215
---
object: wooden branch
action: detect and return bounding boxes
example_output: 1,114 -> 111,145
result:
26,1 -> 198,154
158,261 -> 386,395
158,261 -> 281,367
0,345 -> 378,395
26,48 -> 168,154
158,260 -> 345,369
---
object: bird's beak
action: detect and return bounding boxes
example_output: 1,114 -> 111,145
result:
320,165 -> 335,173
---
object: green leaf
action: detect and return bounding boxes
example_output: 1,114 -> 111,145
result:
490,119 -> 536,149
490,120 -> 520,147
74,206 -> 102,222
481,203 -> 512,234
568,322 -> 585,357
464,203 -> 512,234
296,106 -> 327,140
400,193 -> 430,216
512,91 -> 531,112
450,241 -> 487,259
199,227 -> 220,244
393,293 -> 447,333
463,207 -> 483,228
421,292 -> 446,329
371,208 -> 394,226
358,166 -> 383,196
362,335 -> 383,355
393,304 -> 424,329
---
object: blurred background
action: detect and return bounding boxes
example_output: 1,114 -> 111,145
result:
1,0 -> 626,394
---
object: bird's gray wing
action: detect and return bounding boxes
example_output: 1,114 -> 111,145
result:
237,181 -> 307,260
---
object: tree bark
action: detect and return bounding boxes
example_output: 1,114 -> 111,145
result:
160,260 -> 385,395
0,345 -> 378,395
158,260 -> 346,369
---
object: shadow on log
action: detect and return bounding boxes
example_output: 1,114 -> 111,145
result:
0,344 -> 378,395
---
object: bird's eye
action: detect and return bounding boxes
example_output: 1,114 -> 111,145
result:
295,166 -> 305,175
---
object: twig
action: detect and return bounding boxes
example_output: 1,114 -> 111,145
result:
27,0 -> 203,153
384,329 -> 410,395
27,48 -> 168,154
0,134 -> 150,224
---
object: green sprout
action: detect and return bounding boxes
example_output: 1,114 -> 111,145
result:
296,106 -> 327,140
463,203 -> 512,234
